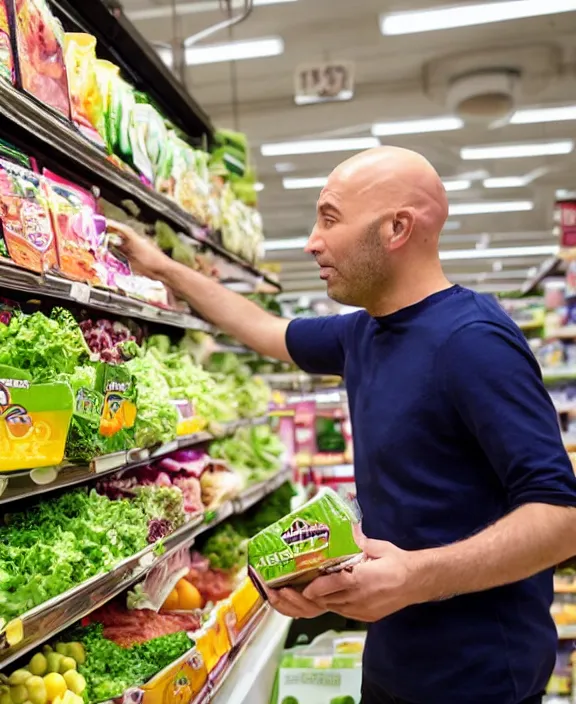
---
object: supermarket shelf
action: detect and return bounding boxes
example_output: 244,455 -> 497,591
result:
260,372 -> 343,389
0,417 -> 270,505
0,466 -> 293,669
557,624 -> 576,639
211,607 -> 292,704
48,0 -> 214,140
543,367 -> 576,383
0,78 -> 278,291
0,260 -> 215,332
521,256 -> 563,295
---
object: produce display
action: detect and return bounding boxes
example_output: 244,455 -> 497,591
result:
0,0 -> 264,264
248,487 -> 361,590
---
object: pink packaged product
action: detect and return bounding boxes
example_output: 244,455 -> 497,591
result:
10,0 -> 71,119
43,169 -> 106,284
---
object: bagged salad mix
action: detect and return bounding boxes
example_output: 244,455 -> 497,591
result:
43,169 -> 106,284
11,0 -> 70,118
0,157 -> 57,273
0,0 -> 13,83
247,487 -> 362,591
63,33 -> 105,147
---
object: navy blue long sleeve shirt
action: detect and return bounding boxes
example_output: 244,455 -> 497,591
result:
286,285 -> 576,704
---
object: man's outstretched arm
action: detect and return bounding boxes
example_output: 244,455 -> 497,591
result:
112,221 -> 291,361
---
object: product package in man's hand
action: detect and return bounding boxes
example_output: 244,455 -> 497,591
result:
247,487 -> 362,594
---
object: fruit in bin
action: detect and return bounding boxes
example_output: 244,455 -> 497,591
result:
65,644 -> 85,666
0,687 -> 11,704
25,677 -> 47,704
41,646 -> 52,656
45,654 -> 63,675
162,587 -> 180,611
62,672 -> 85,697
42,673 -> 66,703
29,654 -> 48,677
10,686 -> 29,704
57,659 -> 75,675
53,645 -> 68,657
175,580 -> 202,611
8,673 -> 32,687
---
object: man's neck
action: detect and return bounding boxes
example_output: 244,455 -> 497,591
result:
366,271 -> 453,318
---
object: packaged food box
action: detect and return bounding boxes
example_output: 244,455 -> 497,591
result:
10,0 -> 70,118
0,364 -> 74,472
248,487 -> 361,591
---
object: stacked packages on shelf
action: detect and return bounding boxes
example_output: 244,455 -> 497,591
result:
0,299 -> 278,472
0,0 -> 264,270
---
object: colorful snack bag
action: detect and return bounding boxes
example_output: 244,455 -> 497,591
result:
0,158 -> 57,272
248,487 -> 362,591
63,33 -> 105,147
43,169 -> 104,284
0,0 -> 14,83
94,59 -> 121,154
11,0 -> 71,118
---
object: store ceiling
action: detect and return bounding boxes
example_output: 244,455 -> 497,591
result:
123,0 -> 576,298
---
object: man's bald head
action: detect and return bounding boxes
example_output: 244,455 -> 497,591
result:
326,146 -> 449,244
306,146 -> 451,313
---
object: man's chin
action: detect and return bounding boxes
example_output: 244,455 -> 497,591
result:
326,282 -> 358,307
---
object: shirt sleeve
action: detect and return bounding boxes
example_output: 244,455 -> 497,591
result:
285,315 -> 351,376
439,320 -> 576,510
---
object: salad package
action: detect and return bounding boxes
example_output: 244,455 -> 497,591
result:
43,169 -> 106,284
0,0 -> 13,83
247,487 -> 362,591
0,157 -> 58,273
11,0 -> 70,118
63,33 -> 105,146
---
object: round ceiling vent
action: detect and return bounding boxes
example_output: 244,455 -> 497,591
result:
446,70 -> 521,123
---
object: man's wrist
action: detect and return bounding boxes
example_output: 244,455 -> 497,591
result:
405,547 -> 447,605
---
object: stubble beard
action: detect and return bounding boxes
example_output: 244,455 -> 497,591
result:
327,219 -> 389,308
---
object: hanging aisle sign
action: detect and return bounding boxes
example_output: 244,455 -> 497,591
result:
294,61 -> 355,105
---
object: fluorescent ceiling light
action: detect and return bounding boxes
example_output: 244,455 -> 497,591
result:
261,137 -> 380,157
371,116 -> 463,136
264,237 -> 308,251
283,177 -> 328,190
380,0 -> 576,35
130,0 -> 296,21
511,104 -> 576,124
184,37 -> 284,66
282,176 -> 470,191
443,179 -> 471,192
449,200 -> 533,215
440,245 -> 558,261
461,140 -> 574,160
483,176 -> 527,188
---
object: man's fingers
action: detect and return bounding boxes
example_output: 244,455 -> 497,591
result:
303,569 -> 356,600
267,586 -> 325,619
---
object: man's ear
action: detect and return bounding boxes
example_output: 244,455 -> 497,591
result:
390,208 -> 416,250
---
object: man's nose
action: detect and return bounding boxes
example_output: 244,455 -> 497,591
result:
304,227 -> 324,255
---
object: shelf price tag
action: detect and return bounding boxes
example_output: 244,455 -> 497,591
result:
70,282 -> 91,304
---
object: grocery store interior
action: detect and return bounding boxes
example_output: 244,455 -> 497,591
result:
2,0 -> 576,702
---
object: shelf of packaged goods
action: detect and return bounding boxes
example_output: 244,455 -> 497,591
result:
260,372 -> 343,389
542,367 -> 576,383
0,79 -> 279,291
0,259 -> 216,332
211,606 -> 292,704
557,624 -> 576,640
0,465 -> 293,669
521,256 -> 563,295
0,417 -> 270,505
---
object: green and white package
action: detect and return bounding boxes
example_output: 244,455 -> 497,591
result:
248,487 -> 361,590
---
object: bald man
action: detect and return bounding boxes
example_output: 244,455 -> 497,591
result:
116,146 -> 576,704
